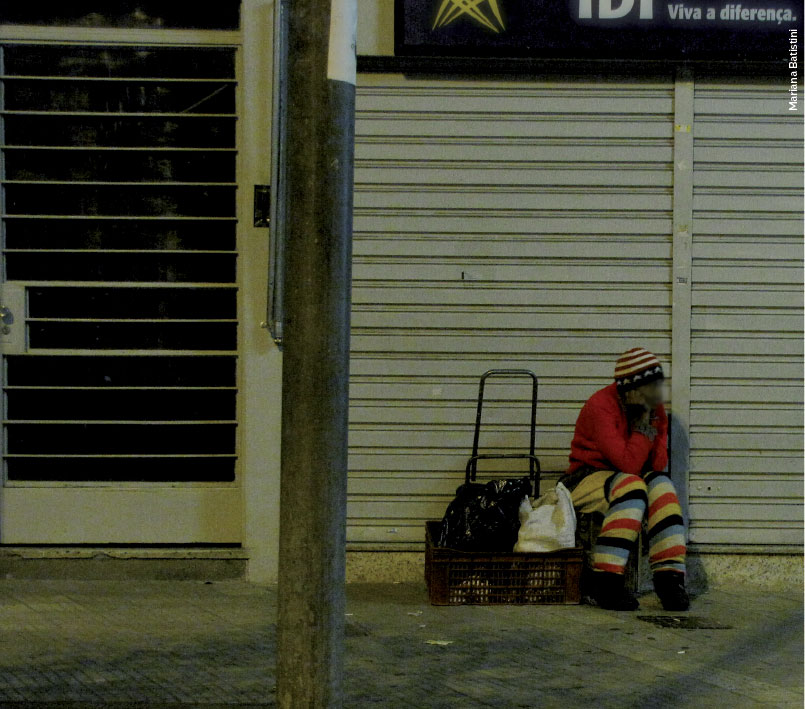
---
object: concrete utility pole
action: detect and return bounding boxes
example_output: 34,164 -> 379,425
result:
275,0 -> 356,707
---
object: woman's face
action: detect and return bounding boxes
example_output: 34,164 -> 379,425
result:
639,380 -> 665,409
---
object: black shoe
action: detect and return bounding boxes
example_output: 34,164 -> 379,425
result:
592,571 -> 639,611
653,571 -> 690,611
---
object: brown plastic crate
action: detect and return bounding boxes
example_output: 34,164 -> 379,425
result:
425,520 -> 583,605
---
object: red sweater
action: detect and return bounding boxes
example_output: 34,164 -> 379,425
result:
566,382 -> 668,477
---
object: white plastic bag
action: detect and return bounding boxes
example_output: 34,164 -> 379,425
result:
513,481 -> 576,552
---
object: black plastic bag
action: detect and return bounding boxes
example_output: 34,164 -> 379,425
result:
437,476 -> 532,552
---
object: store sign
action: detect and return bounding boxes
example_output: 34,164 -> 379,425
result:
395,0 -> 803,61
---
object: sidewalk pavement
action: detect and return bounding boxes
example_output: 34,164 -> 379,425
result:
0,578 -> 801,708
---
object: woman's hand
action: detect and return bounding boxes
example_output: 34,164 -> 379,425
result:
624,389 -> 646,407
624,389 -> 652,425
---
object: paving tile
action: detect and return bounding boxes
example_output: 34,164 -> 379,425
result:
0,579 -> 801,707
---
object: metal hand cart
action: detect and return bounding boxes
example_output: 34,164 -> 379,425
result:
465,369 -> 541,497
425,369 -> 584,605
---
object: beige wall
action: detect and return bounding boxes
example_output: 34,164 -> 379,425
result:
242,0 -> 396,585
240,0 -> 283,585
357,0 -> 395,55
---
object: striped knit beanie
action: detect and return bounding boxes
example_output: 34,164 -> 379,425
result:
614,347 -> 664,392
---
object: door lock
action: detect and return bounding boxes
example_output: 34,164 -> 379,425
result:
0,305 -> 13,334
0,284 -> 25,353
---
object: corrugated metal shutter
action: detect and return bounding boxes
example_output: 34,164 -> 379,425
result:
689,77 -> 804,549
349,74 -> 675,548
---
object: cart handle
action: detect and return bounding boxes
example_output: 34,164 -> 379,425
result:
464,454 -> 541,497
466,369 -> 540,495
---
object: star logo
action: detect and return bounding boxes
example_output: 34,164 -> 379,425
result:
432,0 -> 506,33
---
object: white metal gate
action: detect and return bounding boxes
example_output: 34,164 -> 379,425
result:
0,36 -> 243,543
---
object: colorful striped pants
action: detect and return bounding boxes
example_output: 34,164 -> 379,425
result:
567,469 -> 686,575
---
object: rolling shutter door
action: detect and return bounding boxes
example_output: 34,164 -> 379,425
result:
689,78 -> 804,550
349,74 -> 675,548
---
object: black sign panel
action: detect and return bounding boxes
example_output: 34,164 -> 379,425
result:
395,0 -> 802,62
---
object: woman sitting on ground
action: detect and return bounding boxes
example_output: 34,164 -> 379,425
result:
559,347 -> 690,612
